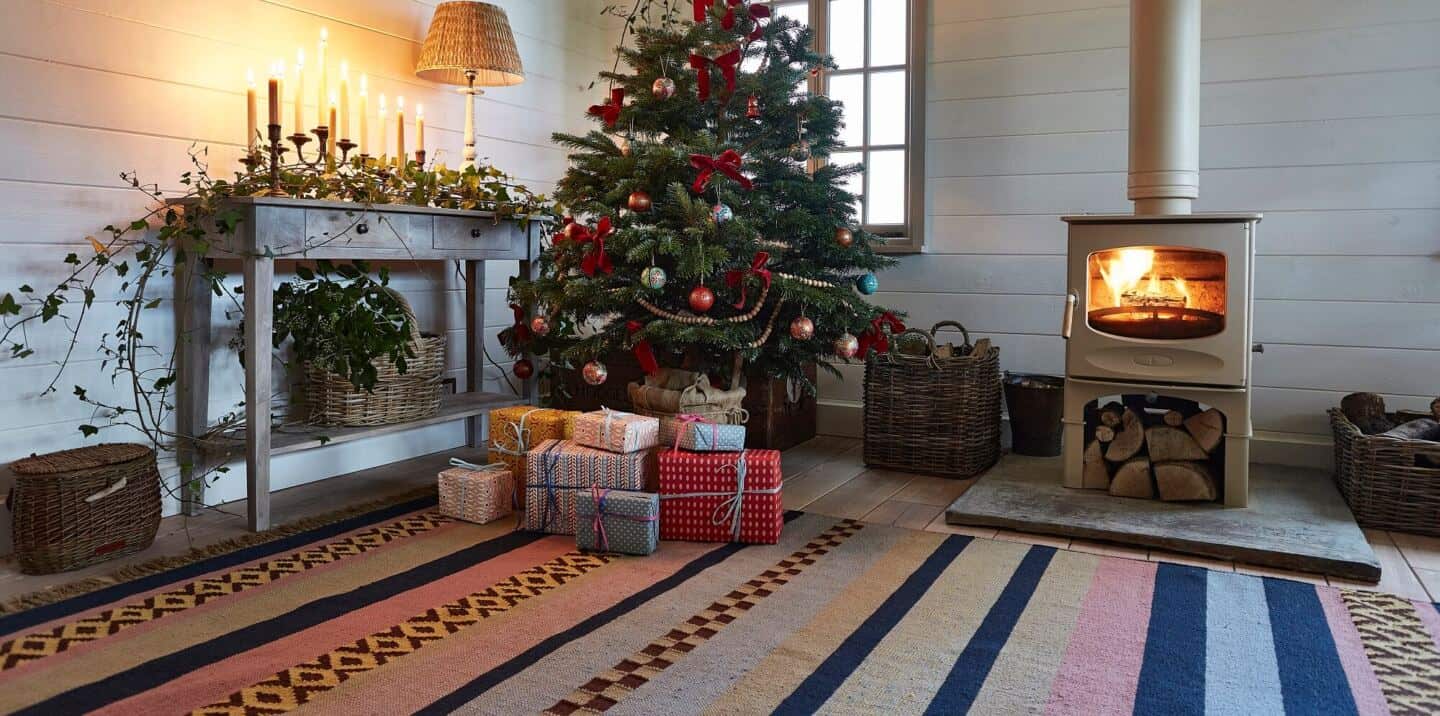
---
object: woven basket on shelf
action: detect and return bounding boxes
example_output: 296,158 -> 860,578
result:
8,443 -> 162,575
863,321 -> 1002,478
627,368 -> 749,425
1330,408 -> 1440,536
305,289 -> 445,427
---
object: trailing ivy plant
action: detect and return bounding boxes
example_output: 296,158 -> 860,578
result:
0,146 -> 553,514
272,261 -> 418,392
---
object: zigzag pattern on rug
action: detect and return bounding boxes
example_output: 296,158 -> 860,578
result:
1343,589 -> 1440,713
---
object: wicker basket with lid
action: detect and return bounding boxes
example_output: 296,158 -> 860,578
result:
9,443 -> 162,574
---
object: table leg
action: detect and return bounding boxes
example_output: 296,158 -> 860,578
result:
175,255 -> 213,516
465,259 -> 486,448
243,254 -> 274,531
519,247 -> 540,403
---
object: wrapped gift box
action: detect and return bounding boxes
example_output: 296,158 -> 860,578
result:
572,409 -> 660,454
524,440 -> 654,535
661,415 -> 747,452
437,460 -> 515,525
575,488 -> 659,555
659,449 -> 783,544
488,407 -> 579,491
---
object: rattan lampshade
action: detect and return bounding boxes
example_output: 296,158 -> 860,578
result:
416,1 -> 524,87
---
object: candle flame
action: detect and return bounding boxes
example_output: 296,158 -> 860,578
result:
359,73 -> 368,95
397,95 -> 405,110
276,59 -> 286,75
378,93 -> 387,114
329,90 -> 337,107
340,60 -> 348,80
296,47 -> 305,67
320,27 -> 328,43
417,103 -> 424,119
246,67 -> 255,87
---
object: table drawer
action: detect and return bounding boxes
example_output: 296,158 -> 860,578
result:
433,215 -> 527,258
305,209 -> 434,251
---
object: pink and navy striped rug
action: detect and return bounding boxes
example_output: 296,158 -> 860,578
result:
0,494 -> 1437,714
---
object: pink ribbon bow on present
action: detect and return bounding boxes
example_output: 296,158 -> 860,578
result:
671,413 -> 722,452
588,484 -> 658,553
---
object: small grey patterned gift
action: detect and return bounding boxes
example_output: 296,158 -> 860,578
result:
661,415 -> 747,452
575,488 -> 660,555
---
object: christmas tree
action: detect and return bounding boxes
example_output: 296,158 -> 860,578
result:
503,0 -> 898,395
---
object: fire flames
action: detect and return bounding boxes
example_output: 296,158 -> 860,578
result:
1096,248 -> 1192,309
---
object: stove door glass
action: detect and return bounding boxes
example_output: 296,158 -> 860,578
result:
1086,246 -> 1227,340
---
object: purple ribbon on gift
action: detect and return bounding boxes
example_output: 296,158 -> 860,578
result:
586,483 -> 659,552
670,413 -> 723,453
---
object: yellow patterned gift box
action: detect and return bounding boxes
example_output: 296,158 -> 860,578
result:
437,459 -> 515,524
487,407 -> 580,489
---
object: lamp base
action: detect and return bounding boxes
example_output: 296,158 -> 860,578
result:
459,74 -> 486,171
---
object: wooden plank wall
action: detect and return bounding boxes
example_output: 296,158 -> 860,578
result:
819,0 -> 1440,467
0,0 -> 621,512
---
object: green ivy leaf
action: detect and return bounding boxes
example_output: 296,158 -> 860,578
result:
79,424 -> 99,437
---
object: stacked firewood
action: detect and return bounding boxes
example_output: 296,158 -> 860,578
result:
1083,397 -> 1226,502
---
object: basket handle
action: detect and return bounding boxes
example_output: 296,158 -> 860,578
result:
890,328 -> 938,357
381,286 -> 425,347
930,320 -> 972,350
84,477 -> 128,504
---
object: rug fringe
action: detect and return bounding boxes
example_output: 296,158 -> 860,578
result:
0,486 -> 439,616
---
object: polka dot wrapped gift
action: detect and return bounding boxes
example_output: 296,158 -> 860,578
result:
658,449 -> 783,544
524,440 -> 655,535
575,486 -> 660,556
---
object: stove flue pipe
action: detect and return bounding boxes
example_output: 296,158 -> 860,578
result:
1128,0 -> 1201,215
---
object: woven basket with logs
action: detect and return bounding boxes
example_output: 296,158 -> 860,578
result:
305,289 -> 445,427
1083,397 -> 1227,502
1330,392 -> 1440,536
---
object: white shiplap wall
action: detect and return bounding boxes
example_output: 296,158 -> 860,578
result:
0,0 -> 618,513
819,0 -> 1440,468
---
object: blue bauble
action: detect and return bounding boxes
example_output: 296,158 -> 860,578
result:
641,265 -> 668,290
712,203 -> 734,223
856,273 -> 879,295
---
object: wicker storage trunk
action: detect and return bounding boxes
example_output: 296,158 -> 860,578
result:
1331,408 -> 1440,536
863,322 -> 1002,478
9,443 -> 162,574
306,290 -> 445,427
628,368 -> 748,425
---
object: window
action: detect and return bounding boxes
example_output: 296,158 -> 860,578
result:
765,0 -> 927,252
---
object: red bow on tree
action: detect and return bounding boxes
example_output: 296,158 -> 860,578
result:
721,0 -> 770,41
579,217 -> 614,277
509,304 -> 532,344
724,252 -> 771,309
587,88 -> 624,128
627,320 -> 659,375
857,312 -> 906,357
693,0 -> 715,22
690,150 -> 754,194
688,48 -> 742,101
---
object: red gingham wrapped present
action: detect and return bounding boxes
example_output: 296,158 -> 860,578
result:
658,449 -> 783,544
524,439 -> 654,535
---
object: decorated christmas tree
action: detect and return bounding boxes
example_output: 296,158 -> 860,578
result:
503,0 -> 899,396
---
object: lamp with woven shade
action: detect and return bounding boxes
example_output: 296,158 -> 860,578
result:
416,1 -> 524,168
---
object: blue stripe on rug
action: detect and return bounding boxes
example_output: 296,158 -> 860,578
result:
1204,571 -> 1283,715
1134,562 -> 1207,716
922,545 -> 1057,716
772,534 -> 972,716
1264,578 -> 1359,716
0,494 -> 438,635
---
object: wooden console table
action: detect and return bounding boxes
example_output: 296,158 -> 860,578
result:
170,197 -> 538,531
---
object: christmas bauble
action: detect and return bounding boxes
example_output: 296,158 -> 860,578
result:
582,360 -> 608,386
513,358 -> 535,379
746,94 -> 761,119
856,273 -> 879,295
834,332 -> 860,359
712,203 -> 734,223
789,139 -> 811,162
835,227 -> 854,248
689,285 -> 716,313
652,77 -> 677,99
613,135 -> 632,157
528,316 -> 551,337
627,190 -> 652,212
641,265 -> 668,290
789,316 -> 815,340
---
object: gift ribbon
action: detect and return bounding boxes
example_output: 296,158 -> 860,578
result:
587,87 -> 624,128
724,251 -> 770,309
599,406 -> 634,451
670,413 -> 723,452
688,48 -> 742,102
580,217 -> 614,277
857,312 -> 906,358
690,149 -> 753,194
581,484 -> 659,552
445,459 -> 506,523
526,440 -> 566,532
627,320 -> 659,375
491,408 -> 545,458
660,453 -> 780,540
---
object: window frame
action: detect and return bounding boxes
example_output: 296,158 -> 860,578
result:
770,0 -> 927,253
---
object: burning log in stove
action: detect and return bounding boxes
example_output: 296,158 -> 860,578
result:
1084,398 -> 1226,502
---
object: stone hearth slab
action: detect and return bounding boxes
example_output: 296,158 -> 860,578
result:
946,456 -> 1380,581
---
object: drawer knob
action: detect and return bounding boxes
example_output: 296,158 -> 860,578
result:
356,222 -> 370,235
470,228 -> 482,239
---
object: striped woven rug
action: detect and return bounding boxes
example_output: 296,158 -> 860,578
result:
1,495 -> 1437,715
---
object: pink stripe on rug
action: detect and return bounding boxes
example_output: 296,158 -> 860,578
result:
92,535 -> 576,716
1318,588 -> 1390,716
1045,557 -> 1157,716
1411,598 -> 1440,654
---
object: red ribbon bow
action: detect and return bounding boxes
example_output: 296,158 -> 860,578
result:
627,320 -> 659,375
587,88 -> 624,128
723,0 -> 770,41
693,0 -> 714,22
857,312 -> 906,358
556,216 -> 585,244
724,251 -> 771,309
510,304 -> 532,344
579,217 -> 614,277
688,48 -> 742,101
690,149 -> 753,194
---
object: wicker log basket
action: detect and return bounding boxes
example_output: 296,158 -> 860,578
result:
305,289 -> 445,427
8,443 -> 162,575
864,321 -> 1002,478
1331,408 -> 1440,536
628,368 -> 749,425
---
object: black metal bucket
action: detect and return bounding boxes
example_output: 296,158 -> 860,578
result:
1003,373 -> 1065,457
